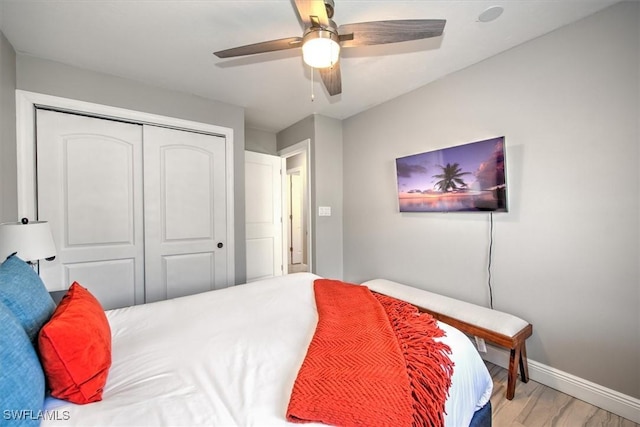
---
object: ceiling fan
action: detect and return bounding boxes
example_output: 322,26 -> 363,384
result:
214,0 -> 446,96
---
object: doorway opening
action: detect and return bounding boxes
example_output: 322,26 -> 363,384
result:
286,167 -> 307,272
279,140 -> 312,275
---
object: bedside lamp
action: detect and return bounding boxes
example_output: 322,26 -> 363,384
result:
0,218 -> 57,263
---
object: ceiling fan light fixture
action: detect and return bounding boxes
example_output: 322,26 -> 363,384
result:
214,1 -> 448,97
302,29 -> 340,69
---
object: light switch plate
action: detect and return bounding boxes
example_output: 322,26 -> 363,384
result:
318,206 -> 332,217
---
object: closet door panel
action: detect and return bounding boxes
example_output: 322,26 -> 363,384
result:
163,147 -> 213,240
64,259 -> 136,310
65,137 -> 134,245
36,110 -> 145,309
163,253 -> 214,299
143,125 -> 227,302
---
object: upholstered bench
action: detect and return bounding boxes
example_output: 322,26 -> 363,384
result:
363,279 -> 533,400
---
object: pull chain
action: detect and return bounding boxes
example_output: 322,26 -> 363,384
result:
310,65 -> 315,102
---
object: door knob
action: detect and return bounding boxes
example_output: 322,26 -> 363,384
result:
217,242 -> 224,249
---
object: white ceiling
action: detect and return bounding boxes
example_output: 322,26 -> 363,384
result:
0,0 -> 621,133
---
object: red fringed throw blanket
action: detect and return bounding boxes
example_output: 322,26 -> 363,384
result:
286,279 -> 454,427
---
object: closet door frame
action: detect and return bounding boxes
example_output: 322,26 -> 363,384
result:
15,90 -> 235,289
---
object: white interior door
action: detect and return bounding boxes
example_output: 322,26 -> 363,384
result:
143,125 -> 227,302
36,109 -> 145,310
245,151 -> 283,282
289,171 -> 304,265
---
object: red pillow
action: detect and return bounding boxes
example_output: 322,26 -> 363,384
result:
38,282 -> 111,404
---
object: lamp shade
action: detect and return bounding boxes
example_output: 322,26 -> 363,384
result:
0,220 -> 57,262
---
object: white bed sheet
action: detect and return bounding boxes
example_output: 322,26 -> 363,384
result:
43,273 -> 492,427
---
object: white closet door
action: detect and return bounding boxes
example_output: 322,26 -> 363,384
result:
36,110 -> 145,310
245,151 -> 283,282
143,125 -> 227,302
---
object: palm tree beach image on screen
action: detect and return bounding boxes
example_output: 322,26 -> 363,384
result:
395,136 -> 507,213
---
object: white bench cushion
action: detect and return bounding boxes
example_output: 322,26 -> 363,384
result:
362,279 -> 529,337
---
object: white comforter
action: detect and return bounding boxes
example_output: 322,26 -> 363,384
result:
43,273 -> 492,427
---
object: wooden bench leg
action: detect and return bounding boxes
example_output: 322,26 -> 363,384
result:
506,342 -> 529,400
519,342 -> 530,383
506,346 -> 520,400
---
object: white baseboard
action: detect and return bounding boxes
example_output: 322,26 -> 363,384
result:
482,345 -> 640,424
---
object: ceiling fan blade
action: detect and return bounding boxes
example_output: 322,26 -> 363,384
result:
319,62 -> 341,96
293,0 -> 329,27
338,19 -> 446,48
214,37 -> 302,58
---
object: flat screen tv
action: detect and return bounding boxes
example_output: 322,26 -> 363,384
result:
395,136 -> 507,213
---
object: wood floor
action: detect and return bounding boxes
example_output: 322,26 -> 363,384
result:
486,362 -> 639,427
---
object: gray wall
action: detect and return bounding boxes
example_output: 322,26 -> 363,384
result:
277,114 -> 343,279
245,127 -> 277,155
0,31 -> 16,223
343,1 -> 639,399
15,55 -> 247,284
313,115 -> 343,279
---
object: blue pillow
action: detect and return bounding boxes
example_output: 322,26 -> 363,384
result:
0,255 -> 56,344
0,302 -> 45,426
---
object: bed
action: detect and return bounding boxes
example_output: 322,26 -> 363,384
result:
1,255 -> 492,427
